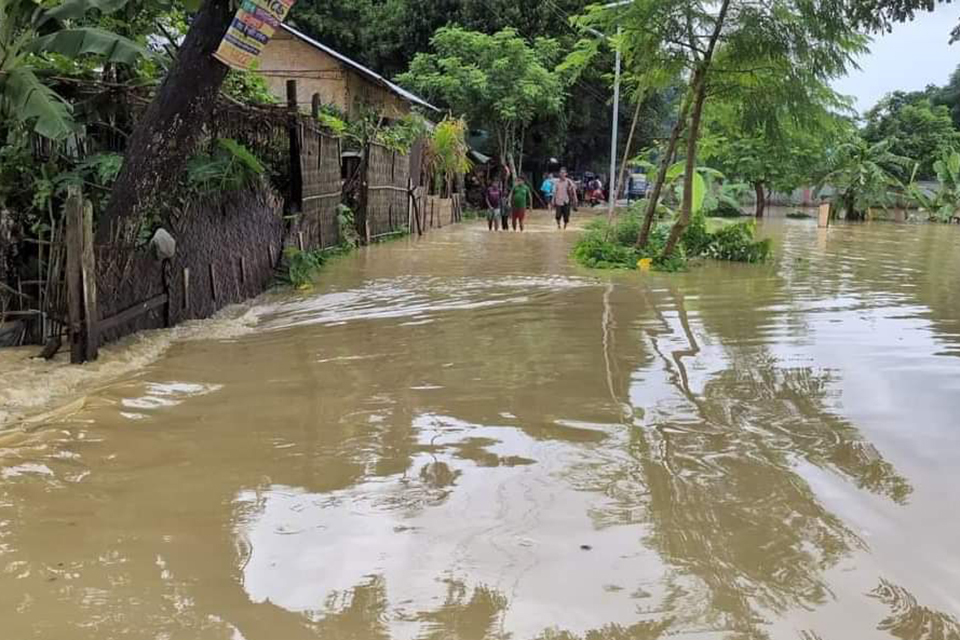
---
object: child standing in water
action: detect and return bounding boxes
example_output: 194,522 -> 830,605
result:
485,182 -> 502,231
509,176 -> 533,232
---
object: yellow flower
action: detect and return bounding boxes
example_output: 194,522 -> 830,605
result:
637,258 -> 653,271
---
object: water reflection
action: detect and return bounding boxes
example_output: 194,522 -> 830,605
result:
606,278 -> 916,636
870,580 -> 960,640
2,217 -> 959,639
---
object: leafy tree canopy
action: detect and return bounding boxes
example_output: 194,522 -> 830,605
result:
861,92 -> 960,179
396,26 -> 564,176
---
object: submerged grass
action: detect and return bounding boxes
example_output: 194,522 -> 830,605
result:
573,204 -> 772,272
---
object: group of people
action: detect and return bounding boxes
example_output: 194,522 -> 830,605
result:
484,168 -> 580,233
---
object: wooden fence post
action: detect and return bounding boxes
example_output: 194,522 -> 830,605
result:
209,263 -> 218,302
80,200 -> 98,362
358,143 -> 371,244
66,188 -> 84,364
183,267 -> 191,312
287,80 -> 303,215
818,202 -> 830,228
65,187 -> 99,364
162,259 -> 173,328
311,93 -> 321,119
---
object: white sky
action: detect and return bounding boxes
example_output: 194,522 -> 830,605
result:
833,4 -> 960,113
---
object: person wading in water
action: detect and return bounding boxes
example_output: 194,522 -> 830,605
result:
485,181 -> 502,231
552,167 -> 579,230
509,176 -> 533,232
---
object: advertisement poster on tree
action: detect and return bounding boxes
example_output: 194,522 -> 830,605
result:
213,0 -> 297,71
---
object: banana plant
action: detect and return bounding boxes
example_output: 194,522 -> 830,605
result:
663,161 -> 708,216
819,138 -> 911,220
0,0 -> 150,139
907,149 -> 960,223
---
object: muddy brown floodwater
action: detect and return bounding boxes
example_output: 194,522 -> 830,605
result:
2,210 -> 960,640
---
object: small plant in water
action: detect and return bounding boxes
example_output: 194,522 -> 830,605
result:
284,248 -> 326,289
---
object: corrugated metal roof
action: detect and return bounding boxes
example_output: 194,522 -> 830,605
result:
279,24 -> 439,113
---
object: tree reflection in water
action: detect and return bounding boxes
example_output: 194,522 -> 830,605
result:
603,282 -> 919,637
308,574 -> 674,640
870,580 -> 960,640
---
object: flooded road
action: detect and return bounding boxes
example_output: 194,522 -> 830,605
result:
2,210 -> 960,639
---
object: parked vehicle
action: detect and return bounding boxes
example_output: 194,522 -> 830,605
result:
627,172 -> 649,200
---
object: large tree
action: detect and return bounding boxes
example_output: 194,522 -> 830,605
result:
576,0 -> 864,257
701,68 -> 851,217
289,0 -> 645,172
862,92 -> 960,179
397,27 -> 563,179
97,0 -> 234,244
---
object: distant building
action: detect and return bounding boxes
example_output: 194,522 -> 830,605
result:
257,24 -> 436,119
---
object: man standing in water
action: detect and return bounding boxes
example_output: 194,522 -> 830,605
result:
509,176 -> 533,232
485,181 -> 502,231
552,167 -> 579,229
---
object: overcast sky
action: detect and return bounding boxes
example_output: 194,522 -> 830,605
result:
833,4 -> 960,113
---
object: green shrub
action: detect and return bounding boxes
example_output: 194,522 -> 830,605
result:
573,207 -> 771,272
284,247 -> 326,288
703,221 -> 772,263
680,211 -> 711,257
187,138 -> 264,194
710,201 -> 745,217
337,204 -> 360,248
786,210 -> 814,219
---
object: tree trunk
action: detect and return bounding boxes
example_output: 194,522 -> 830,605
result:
754,182 -> 766,218
98,0 -> 234,245
660,0 -> 732,259
661,73 -> 708,259
637,97 -> 690,248
845,192 -> 858,220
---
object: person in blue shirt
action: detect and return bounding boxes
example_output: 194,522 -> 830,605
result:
540,173 -> 556,212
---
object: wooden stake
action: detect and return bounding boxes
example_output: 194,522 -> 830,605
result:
65,188 -> 84,363
162,260 -> 172,328
818,203 -> 830,228
287,80 -> 303,214
183,267 -> 191,311
80,200 -> 99,362
209,263 -> 218,302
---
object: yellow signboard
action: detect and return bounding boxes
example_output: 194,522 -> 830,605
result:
213,0 -> 297,71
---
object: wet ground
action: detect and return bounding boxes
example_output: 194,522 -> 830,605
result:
2,209 -> 959,639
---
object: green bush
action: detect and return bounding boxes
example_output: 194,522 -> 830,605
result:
710,201 -> 745,217
680,211 -> 711,257
573,207 -> 644,269
187,138 -> 264,194
573,206 -> 771,272
284,247 -> 326,288
337,204 -> 360,248
703,221 -> 772,263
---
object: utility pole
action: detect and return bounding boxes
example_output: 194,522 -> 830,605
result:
585,0 -> 630,210
609,25 -> 621,208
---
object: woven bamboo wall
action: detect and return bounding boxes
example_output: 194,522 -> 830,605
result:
367,143 -> 411,239
300,123 -> 342,250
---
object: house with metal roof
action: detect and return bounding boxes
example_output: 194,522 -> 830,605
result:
257,24 -> 437,119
